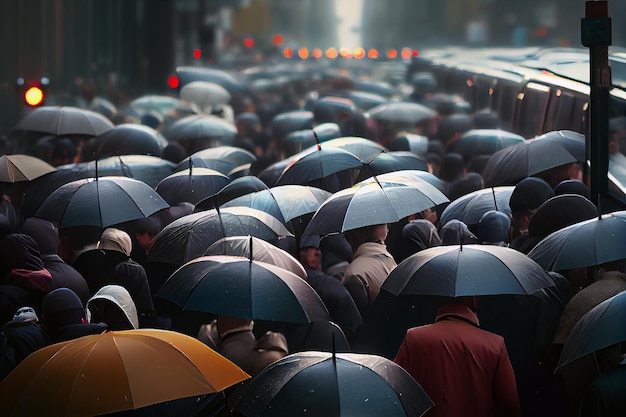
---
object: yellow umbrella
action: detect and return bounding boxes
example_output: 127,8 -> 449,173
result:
0,154 -> 56,183
0,329 -> 250,417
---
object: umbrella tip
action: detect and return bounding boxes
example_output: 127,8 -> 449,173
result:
332,331 -> 336,362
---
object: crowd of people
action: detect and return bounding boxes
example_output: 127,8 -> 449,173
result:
1,60 -> 625,417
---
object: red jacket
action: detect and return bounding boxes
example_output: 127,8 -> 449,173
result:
394,303 -> 521,417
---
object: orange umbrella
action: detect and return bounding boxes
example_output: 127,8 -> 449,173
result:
0,329 -> 250,417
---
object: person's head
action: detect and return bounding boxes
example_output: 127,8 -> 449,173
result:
41,288 -> 86,332
161,142 -> 187,164
58,226 -> 103,264
132,216 -> 161,253
298,235 -> 322,270
20,217 -> 59,256
440,219 -> 479,245
534,163 -> 583,188
446,172 -> 484,202
438,152 -> 466,183
509,177 -> 554,234
554,179 -> 590,200
50,138 -> 77,166
87,285 -> 138,330
477,210 -> 511,246
343,224 -> 388,252
235,112 -> 262,138
97,228 -> 132,257
0,233 -> 45,278
402,219 -> 442,251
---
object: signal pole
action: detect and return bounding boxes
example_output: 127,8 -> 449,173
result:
581,0 -> 611,211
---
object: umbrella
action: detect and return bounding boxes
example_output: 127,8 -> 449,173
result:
194,175 -> 269,211
76,155 -> 176,187
12,106 -> 114,137
449,129 -> 525,160
388,133 -> 429,155
0,329 -> 249,417
175,146 -> 257,177
155,167 -> 231,205
271,110 -> 314,139
229,351 -> 434,417
0,154 -> 56,183
528,211 -> 626,271
180,81 -> 231,112
366,101 -> 437,128
355,151 -> 429,182
155,256 -> 329,323
35,176 -> 170,228
557,291 -> 626,368
221,185 -> 331,223
439,186 -> 514,228
147,206 -> 293,267
176,66 -> 248,95
257,158 -> 292,188
346,90 -> 387,111
89,96 -> 117,120
129,95 -> 181,115
359,169 -> 446,192
163,114 -> 237,142
204,235 -> 307,279
321,136 -> 387,162
94,123 -> 168,158
275,145 -> 363,191
482,130 -> 585,186
283,123 -> 342,155
381,244 -> 556,297
354,79 -> 398,97
304,176 -> 449,235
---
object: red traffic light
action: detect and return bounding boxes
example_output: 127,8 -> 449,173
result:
167,75 -> 180,90
244,37 -> 254,48
24,84 -> 45,107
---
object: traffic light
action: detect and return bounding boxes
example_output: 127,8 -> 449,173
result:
18,77 -> 48,107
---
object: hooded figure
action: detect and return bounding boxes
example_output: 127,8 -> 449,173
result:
477,210 -> 511,246
74,228 -> 155,327
392,219 -> 442,263
87,284 -> 139,330
41,288 -> 107,343
439,219 -> 479,245
0,234 -> 53,325
20,218 -> 90,306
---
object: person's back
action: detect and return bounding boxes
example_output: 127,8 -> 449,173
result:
394,300 -> 521,417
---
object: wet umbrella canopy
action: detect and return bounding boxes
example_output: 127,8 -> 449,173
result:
439,186 -> 514,228
195,175 -> 269,211
482,130 -> 585,186
382,245 -> 556,297
12,106 -> 115,137
147,206 -> 292,266
271,110 -> 314,139
175,146 -> 257,177
155,167 -> 231,205
94,123 -> 168,158
0,329 -> 250,417
528,210 -> 626,271
155,256 -> 329,323
229,351 -> 434,417
180,81 -> 232,112
35,176 -> 170,229
366,101 -> 437,128
449,129 -> 525,160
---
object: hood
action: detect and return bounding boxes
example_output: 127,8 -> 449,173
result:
87,284 -> 139,329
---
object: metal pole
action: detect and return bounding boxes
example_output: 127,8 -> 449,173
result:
581,1 -> 612,209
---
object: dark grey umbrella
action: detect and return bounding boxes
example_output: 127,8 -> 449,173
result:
13,106 -> 114,137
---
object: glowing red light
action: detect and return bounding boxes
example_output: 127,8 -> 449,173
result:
244,37 -> 254,48
193,49 -> 201,59
167,75 -> 180,89
412,49 -> 419,57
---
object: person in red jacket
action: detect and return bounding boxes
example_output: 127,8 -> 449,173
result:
393,297 -> 521,417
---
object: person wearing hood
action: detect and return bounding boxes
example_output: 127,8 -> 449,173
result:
477,210 -> 511,246
73,228 -> 155,327
41,288 -> 107,343
87,285 -> 139,330
20,218 -> 90,306
439,219 -> 479,245
0,233 -> 53,325
391,219 -> 442,263
0,306 -> 49,381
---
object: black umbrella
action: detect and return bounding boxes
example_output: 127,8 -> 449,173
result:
366,102 -> 437,129
229,351 -> 434,417
176,66 -> 248,95
155,255 -> 329,324
12,106 -> 114,137
355,151 -> 429,182
449,129 -> 525,161
283,123 -> 342,156
163,114 -> 237,146
321,136 -> 387,162
129,95 -> 182,116
95,123 -> 168,158
155,167 -> 231,205
381,245 -> 556,297
345,90 -> 387,111
275,145 -> 363,192
194,175 -> 269,211
482,130 -> 585,186
204,236 -> 306,279
528,210 -> 626,271
304,174 -> 449,235
147,206 -> 293,267
271,111 -> 314,140
35,176 -> 170,228
221,185 -> 331,223
439,186 -> 514,228
257,159 -> 292,188
557,291 -> 626,368
76,155 -> 176,188
175,146 -> 256,178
